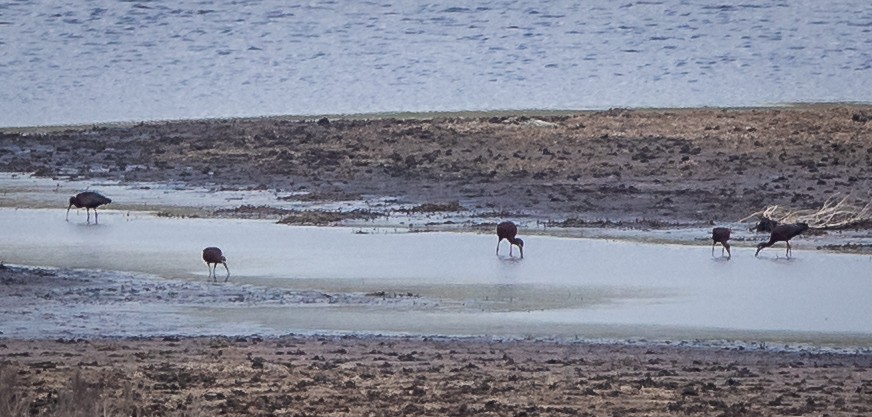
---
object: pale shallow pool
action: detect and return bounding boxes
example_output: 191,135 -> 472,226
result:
2,208 -> 871,347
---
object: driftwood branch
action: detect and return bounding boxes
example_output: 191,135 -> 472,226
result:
739,195 -> 872,229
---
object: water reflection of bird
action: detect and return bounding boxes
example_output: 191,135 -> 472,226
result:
496,221 -> 524,258
755,223 -> 809,258
203,247 -> 230,282
66,191 -> 112,223
711,227 -> 731,258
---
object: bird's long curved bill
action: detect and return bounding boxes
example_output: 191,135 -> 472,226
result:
222,262 -> 230,282
65,204 -> 72,220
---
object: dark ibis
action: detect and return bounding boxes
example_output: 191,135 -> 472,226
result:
496,221 -> 524,258
755,223 -> 809,258
711,227 -> 731,258
203,247 -> 230,282
751,217 -> 778,233
66,191 -> 112,223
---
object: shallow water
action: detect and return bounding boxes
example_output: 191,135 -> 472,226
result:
2,0 -> 871,127
2,208 -> 872,345
0,172 -> 395,213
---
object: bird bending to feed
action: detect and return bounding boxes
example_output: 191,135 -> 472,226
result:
66,191 -> 112,223
711,227 -> 731,258
755,223 -> 809,258
203,247 -> 230,282
496,221 -> 524,258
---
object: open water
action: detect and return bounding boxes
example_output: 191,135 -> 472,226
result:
1,0 -> 871,127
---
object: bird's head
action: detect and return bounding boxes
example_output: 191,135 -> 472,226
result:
68,196 -> 76,207
515,238 -> 524,248
751,217 -> 778,233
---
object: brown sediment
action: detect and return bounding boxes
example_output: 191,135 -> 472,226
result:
2,105 -> 871,227
3,106 -> 872,415
2,336 -> 871,417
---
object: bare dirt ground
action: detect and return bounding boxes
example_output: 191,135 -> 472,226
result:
3,106 -> 872,416
3,335 -> 872,417
2,105 -> 871,227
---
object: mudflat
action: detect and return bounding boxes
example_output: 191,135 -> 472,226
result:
3,106 -> 872,416
2,105 -> 871,226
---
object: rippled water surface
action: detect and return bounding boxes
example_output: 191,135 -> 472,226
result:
2,0 -> 871,127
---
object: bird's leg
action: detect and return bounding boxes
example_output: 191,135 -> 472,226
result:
94,209 -> 98,224
509,244 -> 513,257
206,263 -> 213,280
786,241 -> 792,258
86,208 -> 91,224
496,240 -> 501,256
711,243 -> 715,257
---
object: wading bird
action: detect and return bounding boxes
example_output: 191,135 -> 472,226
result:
755,223 -> 809,258
203,247 -> 230,282
496,221 -> 524,258
66,191 -> 112,223
751,217 -> 778,233
711,227 -> 731,258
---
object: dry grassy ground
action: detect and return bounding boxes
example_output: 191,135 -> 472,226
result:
3,336 -> 872,417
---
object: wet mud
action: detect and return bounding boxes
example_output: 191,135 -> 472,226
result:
3,106 -> 872,416
0,264 -> 434,339
3,105 -> 872,229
